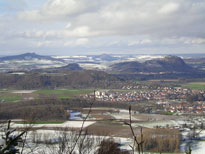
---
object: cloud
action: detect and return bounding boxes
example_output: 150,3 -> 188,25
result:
0,0 -> 205,55
128,39 -> 152,46
37,40 -> 53,47
181,37 -> 205,44
18,0 -> 99,21
158,3 -> 179,14
64,38 -> 89,47
18,0 -> 205,39
18,26 -> 111,39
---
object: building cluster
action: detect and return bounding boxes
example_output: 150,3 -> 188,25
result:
82,87 -> 193,102
163,101 -> 205,114
81,85 -> 205,115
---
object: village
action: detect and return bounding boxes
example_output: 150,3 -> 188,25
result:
82,84 -> 205,115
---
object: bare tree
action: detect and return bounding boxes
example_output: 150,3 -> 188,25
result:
124,106 -> 144,154
38,90 -> 97,154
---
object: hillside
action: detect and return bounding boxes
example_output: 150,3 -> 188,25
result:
110,56 -> 194,73
33,63 -> 83,73
0,52 -> 59,61
184,57 -> 205,70
0,53 -> 66,71
0,70 -> 120,89
59,63 -> 83,71
93,54 -> 118,61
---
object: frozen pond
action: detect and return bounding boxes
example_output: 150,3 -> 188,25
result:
68,110 -> 82,120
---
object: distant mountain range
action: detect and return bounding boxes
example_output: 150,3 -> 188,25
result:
110,56 -> 194,73
93,54 -> 118,61
59,63 -> 82,70
0,52 -> 59,61
0,53 -> 201,74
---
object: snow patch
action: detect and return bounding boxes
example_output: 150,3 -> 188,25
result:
11,90 -> 36,94
12,121 -> 95,128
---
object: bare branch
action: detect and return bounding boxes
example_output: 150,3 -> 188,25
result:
69,90 -> 95,154
125,105 -> 144,154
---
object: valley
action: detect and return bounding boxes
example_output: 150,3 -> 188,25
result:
1,53 -> 205,153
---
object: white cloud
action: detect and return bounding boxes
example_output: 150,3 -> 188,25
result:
181,37 -> 205,44
158,3 -> 179,14
65,22 -> 72,29
64,38 -> 88,47
18,26 -> 110,39
18,0 -> 205,39
18,0 -> 99,21
37,40 -> 53,47
0,0 -> 205,55
75,38 -> 88,45
128,39 -> 152,46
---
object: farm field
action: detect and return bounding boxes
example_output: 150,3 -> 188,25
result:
13,121 -> 96,129
182,82 -> 205,90
35,89 -> 93,98
0,89 -> 93,102
0,95 -> 21,102
6,107 -> 185,153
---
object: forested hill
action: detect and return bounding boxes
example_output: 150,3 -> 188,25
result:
0,52 -> 58,61
32,63 -> 83,73
111,56 -> 194,73
0,70 -> 120,89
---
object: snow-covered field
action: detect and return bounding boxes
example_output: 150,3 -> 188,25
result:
12,121 -> 96,128
10,72 -> 25,75
79,63 -> 108,70
11,90 -> 36,94
191,130 -> 205,154
111,113 -> 140,121
133,120 -> 179,128
192,141 -> 205,154
2,117 -> 205,153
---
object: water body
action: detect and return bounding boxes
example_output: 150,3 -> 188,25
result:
68,110 -> 82,120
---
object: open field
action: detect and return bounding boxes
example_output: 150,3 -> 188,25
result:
0,95 -> 22,102
0,88 -> 93,102
12,121 -> 96,129
148,79 -> 180,82
0,90 -> 37,102
182,82 -> 205,90
35,89 -> 93,98
0,106 -> 196,153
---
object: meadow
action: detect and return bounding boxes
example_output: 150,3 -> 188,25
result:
182,82 -> 205,90
35,89 -> 93,98
0,89 -> 93,102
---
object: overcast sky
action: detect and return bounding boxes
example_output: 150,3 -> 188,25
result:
0,0 -> 205,55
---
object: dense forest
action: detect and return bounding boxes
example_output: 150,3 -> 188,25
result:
1,70 -> 205,89
0,70 -> 121,89
0,98 -> 134,120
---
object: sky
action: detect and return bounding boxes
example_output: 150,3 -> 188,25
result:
0,0 -> 205,56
